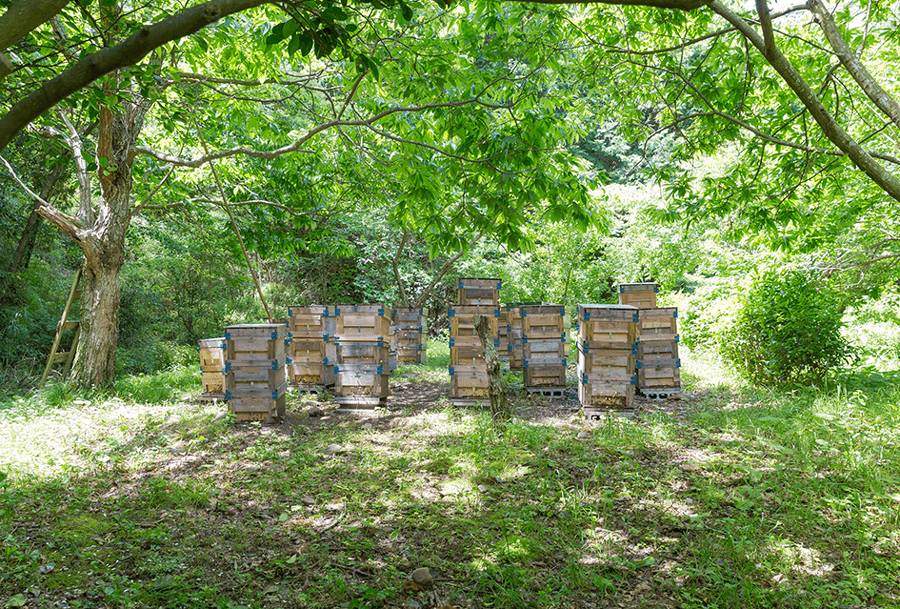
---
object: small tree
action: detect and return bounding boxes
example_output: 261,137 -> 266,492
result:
718,268 -> 853,387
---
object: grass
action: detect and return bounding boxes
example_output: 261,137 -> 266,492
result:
1,341 -> 899,608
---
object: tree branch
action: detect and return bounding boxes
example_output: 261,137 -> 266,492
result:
0,0 -> 274,153
0,0 -> 70,77
806,0 -> 900,131
709,0 -> 900,203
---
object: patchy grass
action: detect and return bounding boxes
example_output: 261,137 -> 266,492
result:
1,347 -> 899,609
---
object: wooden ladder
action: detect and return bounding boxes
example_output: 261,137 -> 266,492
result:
39,268 -> 83,388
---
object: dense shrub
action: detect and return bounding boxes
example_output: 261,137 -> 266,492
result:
718,269 -> 853,387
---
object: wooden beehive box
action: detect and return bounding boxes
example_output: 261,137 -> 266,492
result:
520,305 -> 566,340
457,278 -> 501,306
576,305 -> 638,411
616,282 -> 659,309
449,364 -> 489,399
322,311 -> 337,386
522,337 -> 567,389
223,324 -> 288,421
336,340 -> 389,366
333,362 -> 390,407
286,314 -> 326,386
636,307 -> 681,396
449,305 -> 501,403
498,307 -> 510,362
505,302 -> 541,371
394,307 -> 427,364
198,337 -> 226,400
333,304 -> 392,341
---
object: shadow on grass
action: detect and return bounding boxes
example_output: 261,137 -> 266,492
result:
2,378 -> 899,609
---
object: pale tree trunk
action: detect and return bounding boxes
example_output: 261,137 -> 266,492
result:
69,88 -> 144,388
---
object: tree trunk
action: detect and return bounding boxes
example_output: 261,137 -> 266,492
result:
70,253 -> 123,388
475,313 -> 510,422
67,65 -> 144,389
1,162 -> 67,304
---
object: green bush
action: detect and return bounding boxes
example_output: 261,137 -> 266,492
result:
718,269 -> 853,387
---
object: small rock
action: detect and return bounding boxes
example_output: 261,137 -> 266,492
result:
403,601 -> 422,609
477,484 -> 490,492
411,567 -> 434,590
577,431 -> 591,439
308,406 -> 324,417
301,496 -> 316,505
168,441 -> 188,455
362,423 -> 373,430
323,443 -> 347,455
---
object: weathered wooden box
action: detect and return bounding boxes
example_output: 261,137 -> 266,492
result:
520,305 -> 566,340
198,337 -> 226,400
224,324 -> 287,421
617,282 -> 659,309
457,278 -> 501,306
332,304 -> 392,341
576,306 -> 638,411
449,364 -> 489,398
336,341 -> 389,366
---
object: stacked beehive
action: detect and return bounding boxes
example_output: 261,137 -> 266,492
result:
198,337 -> 226,402
520,304 -> 567,395
332,305 -> 392,408
636,308 -> 680,398
617,283 -> 681,398
576,305 -> 639,415
322,310 -> 337,386
223,324 -> 287,421
507,301 -> 541,371
450,278 -> 501,404
287,306 -> 329,391
498,307 -> 510,362
394,307 -> 428,364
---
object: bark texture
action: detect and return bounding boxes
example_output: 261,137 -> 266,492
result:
475,313 -> 510,421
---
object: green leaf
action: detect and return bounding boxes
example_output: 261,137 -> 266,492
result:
6,595 -> 26,608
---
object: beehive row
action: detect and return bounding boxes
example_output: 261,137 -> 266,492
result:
332,304 -> 392,408
393,307 -> 428,365
520,304 -> 567,389
223,324 -> 288,421
576,305 -> 638,412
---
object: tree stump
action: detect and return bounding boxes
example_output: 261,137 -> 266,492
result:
474,313 -> 510,421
